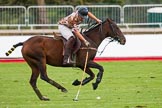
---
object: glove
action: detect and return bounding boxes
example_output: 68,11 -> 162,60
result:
97,19 -> 102,24
84,40 -> 90,47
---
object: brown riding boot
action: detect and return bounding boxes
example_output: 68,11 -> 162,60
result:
63,37 -> 75,65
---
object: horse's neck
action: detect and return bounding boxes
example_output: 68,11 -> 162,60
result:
84,30 -> 105,48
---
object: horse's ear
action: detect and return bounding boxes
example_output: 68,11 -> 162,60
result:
107,18 -> 114,21
107,18 -> 112,22
107,18 -> 115,23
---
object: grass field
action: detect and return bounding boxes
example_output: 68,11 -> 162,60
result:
0,61 -> 162,108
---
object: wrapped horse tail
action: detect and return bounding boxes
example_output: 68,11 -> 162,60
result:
5,42 -> 23,56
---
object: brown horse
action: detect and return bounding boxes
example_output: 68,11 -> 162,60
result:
6,18 -> 126,101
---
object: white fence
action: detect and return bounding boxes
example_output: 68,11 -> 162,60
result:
27,5 -> 74,27
0,6 -> 26,29
75,5 -> 121,25
0,4 -> 162,29
123,4 -> 162,27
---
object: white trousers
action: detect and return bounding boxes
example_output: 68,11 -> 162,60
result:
58,24 -> 74,40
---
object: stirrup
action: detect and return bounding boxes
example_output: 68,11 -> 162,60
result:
63,57 -> 74,65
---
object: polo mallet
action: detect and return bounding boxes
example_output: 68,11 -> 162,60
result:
73,50 -> 89,101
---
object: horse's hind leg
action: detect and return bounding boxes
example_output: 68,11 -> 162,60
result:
38,62 -> 68,93
30,67 -> 50,101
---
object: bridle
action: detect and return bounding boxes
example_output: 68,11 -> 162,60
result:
81,19 -> 122,55
107,19 -> 121,42
97,19 -> 121,55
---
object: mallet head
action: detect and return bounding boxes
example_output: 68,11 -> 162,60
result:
73,98 -> 78,101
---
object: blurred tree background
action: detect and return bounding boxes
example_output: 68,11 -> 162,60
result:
0,0 -> 162,6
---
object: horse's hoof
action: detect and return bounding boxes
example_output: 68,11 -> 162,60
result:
41,96 -> 50,101
72,79 -> 81,86
61,88 -> 68,93
92,83 -> 98,90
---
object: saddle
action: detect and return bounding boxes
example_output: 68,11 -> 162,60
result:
53,32 -> 81,55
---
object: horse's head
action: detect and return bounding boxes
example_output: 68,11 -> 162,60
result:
105,18 -> 126,45
83,18 -> 126,46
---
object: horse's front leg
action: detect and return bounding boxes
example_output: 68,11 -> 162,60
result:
72,67 -> 95,86
92,70 -> 103,90
88,61 -> 104,90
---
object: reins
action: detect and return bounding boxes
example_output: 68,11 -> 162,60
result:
97,37 -> 115,55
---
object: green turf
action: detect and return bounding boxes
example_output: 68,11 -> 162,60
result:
0,61 -> 162,108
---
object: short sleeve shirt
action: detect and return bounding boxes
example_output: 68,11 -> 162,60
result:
58,11 -> 83,29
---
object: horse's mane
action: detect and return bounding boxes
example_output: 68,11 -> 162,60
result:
83,20 -> 106,35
